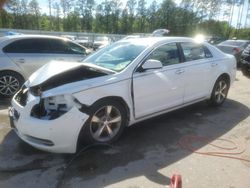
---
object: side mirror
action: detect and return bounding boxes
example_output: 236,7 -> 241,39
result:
141,59 -> 163,71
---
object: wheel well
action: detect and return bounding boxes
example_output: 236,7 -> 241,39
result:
76,96 -> 130,151
92,96 -> 130,122
218,73 -> 230,86
0,70 -> 25,82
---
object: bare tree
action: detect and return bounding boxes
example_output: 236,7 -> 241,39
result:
53,2 -> 61,30
245,0 -> 250,27
126,0 -> 137,32
60,0 -> 73,18
48,0 -> 53,30
29,0 -> 41,29
137,0 -> 147,32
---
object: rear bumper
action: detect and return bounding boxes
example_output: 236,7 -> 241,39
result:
9,95 -> 89,153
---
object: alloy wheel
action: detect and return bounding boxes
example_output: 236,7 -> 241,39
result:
90,105 -> 122,142
214,80 -> 228,103
0,75 -> 20,96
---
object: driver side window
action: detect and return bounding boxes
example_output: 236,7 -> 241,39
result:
146,43 -> 180,66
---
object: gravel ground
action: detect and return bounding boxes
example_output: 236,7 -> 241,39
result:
0,71 -> 249,188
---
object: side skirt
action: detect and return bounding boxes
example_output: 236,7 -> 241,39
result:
129,97 -> 207,126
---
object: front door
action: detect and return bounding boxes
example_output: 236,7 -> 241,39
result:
132,43 -> 185,119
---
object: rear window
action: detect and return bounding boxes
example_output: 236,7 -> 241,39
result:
220,41 -> 246,47
181,42 -> 213,61
3,38 -> 86,55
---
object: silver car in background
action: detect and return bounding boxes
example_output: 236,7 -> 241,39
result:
217,40 -> 250,66
0,35 -> 89,98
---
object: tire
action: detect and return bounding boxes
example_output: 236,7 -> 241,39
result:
208,76 -> 230,106
0,71 -> 24,98
78,99 -> 128,147
241,63 -> 250,79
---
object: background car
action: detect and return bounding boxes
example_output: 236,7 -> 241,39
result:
152,29 -> 170,36
60,35 -> 76,41
216,39 -> 250,66
240,44 -> 250,78
205,35 -> 226,45
75,36 -> 93,48
9,37 -> 236,153
92,36 -> 110,50
0,35 -> 89,98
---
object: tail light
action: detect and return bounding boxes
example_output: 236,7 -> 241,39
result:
233,47 -> 240,53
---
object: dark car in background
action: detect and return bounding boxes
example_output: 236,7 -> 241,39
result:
241,44 -> 250,78
217,40 -> 250,66
206,36 -> 226,45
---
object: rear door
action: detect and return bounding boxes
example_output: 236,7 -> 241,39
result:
179,42 -> 214,103
3,38 -> 58,77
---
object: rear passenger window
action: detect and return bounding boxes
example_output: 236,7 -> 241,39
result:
3,39 -> 51,53
146,43 -> 180,66
181,42 -> 213,61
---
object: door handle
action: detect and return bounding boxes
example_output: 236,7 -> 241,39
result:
175,69 -> 185,75
211,63 -> 218,67
17,59 -> 25,63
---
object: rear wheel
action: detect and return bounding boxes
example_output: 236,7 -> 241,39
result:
241,63 -> 250,78
208,76 -> 230,106
78,100 -> 128,147
0,71 -> 24,98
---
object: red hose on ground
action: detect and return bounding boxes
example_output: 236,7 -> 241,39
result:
179,135 -> 250,163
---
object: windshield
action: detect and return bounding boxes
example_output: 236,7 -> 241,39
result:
84,41 -> 148,72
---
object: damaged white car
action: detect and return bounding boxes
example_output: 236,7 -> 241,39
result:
9,37 -> 236,153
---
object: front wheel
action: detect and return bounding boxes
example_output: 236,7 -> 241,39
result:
0,71 -> 24,98
208,77 -> 230,106
78,100 -> 128,146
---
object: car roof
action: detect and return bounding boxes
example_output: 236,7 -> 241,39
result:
120,36 -> 195,46
221,39 -> 250,43
0,34 -> 71,42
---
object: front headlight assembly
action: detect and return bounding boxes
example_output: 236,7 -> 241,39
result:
31,95 -> 82,120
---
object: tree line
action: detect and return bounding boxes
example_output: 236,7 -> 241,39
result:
0,0 -> 250,39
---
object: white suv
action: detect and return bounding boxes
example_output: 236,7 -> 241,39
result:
0,35 -> 89,98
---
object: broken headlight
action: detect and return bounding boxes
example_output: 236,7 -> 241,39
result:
31,95 -> 81,120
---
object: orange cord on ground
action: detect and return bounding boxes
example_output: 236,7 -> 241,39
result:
179,135 -> 250,163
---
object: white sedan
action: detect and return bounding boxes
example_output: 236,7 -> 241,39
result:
9,37 -> 236,153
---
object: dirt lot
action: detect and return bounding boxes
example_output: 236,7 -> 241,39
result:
0,71 -> 250,188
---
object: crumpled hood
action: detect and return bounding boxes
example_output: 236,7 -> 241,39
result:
26,61 -> 114,95
28,61 -> 82,87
